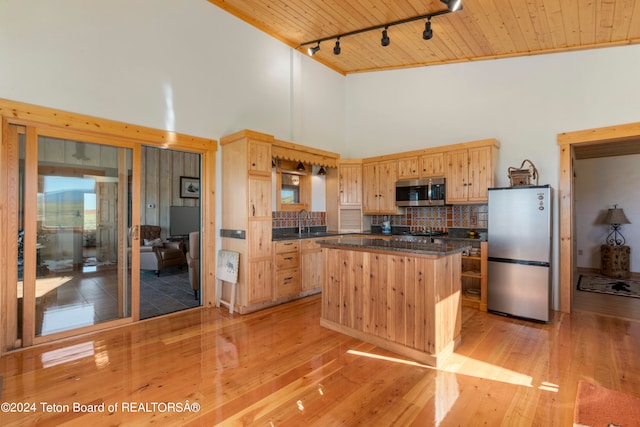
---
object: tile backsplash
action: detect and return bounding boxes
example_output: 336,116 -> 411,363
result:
369,205 -> 488,231
273,211 -> 326,229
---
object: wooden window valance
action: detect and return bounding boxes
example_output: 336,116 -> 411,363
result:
271,140 -> 339,168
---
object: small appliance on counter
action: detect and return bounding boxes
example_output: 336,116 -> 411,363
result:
381,216 -> 391,234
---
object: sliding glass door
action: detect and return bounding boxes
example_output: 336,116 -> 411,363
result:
12,124 -> 138,346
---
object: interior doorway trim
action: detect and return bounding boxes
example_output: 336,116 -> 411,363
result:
558,121 -> 640,313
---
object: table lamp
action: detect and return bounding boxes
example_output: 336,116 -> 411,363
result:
605,205 -> 630,246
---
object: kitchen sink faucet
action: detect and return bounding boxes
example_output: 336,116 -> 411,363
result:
298,209 -> 309,234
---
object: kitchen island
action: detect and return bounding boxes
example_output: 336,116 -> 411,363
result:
317,236 -> 471,367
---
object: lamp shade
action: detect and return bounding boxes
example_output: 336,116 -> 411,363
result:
605,207 -> 630,225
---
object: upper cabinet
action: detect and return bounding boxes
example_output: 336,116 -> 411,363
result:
338,160 -> 363,205
397,157 -> 419,180
444,140 -> 498,204
363,160 -> 398,214
420,153 -> 445,178
248,141 -> 272,176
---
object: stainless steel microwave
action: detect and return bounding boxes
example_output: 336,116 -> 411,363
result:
395,177 -> 446,206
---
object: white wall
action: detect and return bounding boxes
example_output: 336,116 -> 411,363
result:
0,0 -> 346,267
0,0 -> 346,150
575,155 -> 640,272
345,44 -> 640,310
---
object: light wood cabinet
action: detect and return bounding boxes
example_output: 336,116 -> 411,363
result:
339,161 -> 363,205
445,142 -> 497,204
301,239 -> 323,293
328,159 -> 363,232
397,157 -> 419,180
274,240 -> 301,299
273,238 -> 322,298
221,130 -> 274,312
248,141 -> 272,176
363,160 -> 398,214
420,153 -> 445,178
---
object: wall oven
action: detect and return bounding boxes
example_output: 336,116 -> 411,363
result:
395,177 -> 446,206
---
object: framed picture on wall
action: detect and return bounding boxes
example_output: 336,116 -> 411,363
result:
180,176 -> 200,199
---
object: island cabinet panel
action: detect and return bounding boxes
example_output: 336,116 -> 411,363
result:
321,246 -> 462,366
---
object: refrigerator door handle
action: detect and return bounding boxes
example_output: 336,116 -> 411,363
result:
488,257 -> 549,267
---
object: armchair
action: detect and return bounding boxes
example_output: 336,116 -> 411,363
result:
186,231 -> 200,299
138,225 -> 186,276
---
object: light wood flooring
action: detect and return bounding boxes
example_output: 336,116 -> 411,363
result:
1,294 -> 639,426
573,268 -> 640,321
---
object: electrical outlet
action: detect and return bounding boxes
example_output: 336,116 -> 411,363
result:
578,249 -> 583,256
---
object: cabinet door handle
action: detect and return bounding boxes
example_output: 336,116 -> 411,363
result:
284,257 -> 293,261
284,277 -> 293,281
252,204 -> 256,216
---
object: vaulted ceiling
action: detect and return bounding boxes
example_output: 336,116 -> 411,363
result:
208,0 -> 640,75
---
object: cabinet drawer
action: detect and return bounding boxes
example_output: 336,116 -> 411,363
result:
276,268 -> 300,297
275,251 -> 300,270
275,240 -> 300,253
301,238 -> 321,251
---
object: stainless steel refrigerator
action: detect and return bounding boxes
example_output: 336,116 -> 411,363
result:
488,185 -> 552,322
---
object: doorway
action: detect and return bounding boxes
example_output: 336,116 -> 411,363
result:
0,99 -> 217,355
558,122 -> 640,315
138,146 -> 202,319
12,127 -> 136,346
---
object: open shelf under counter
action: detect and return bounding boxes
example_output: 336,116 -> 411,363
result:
461,241 -> 488,311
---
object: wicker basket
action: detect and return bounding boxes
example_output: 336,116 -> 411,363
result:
508,159 -> 538,187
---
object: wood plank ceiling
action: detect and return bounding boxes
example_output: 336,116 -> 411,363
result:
208,0 -> 640,75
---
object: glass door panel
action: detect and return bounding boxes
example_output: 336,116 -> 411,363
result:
18,133 -> 134,338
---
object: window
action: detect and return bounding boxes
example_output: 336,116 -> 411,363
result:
275,161 -> 310,211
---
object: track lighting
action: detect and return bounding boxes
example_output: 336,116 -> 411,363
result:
441,0 -> 463,12
422,19 -> 433,40
307,42 -> 320,56
318,166 -> 326,176
300,1 -> 462,56
381,27 -> 390,47
296,162 -> 306,171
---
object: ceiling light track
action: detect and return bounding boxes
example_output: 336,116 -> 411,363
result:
301,1 -> 462,56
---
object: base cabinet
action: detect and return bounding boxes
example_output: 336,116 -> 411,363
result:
301,239 -> 323,292
274,240 -> 301,298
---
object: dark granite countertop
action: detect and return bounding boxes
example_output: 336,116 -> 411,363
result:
272,231 -> 346,241
434,236 -> 487,243
316,236 -> 471,256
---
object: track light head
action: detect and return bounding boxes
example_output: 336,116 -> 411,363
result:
441,0 -> 463,12
381,27 -> 390,47
308,42 -> 320,56
333,39 -> 341,55
422,20 -> 433,40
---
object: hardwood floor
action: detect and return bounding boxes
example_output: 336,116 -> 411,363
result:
573,268 -> 640,321
1,295 -> 639,426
